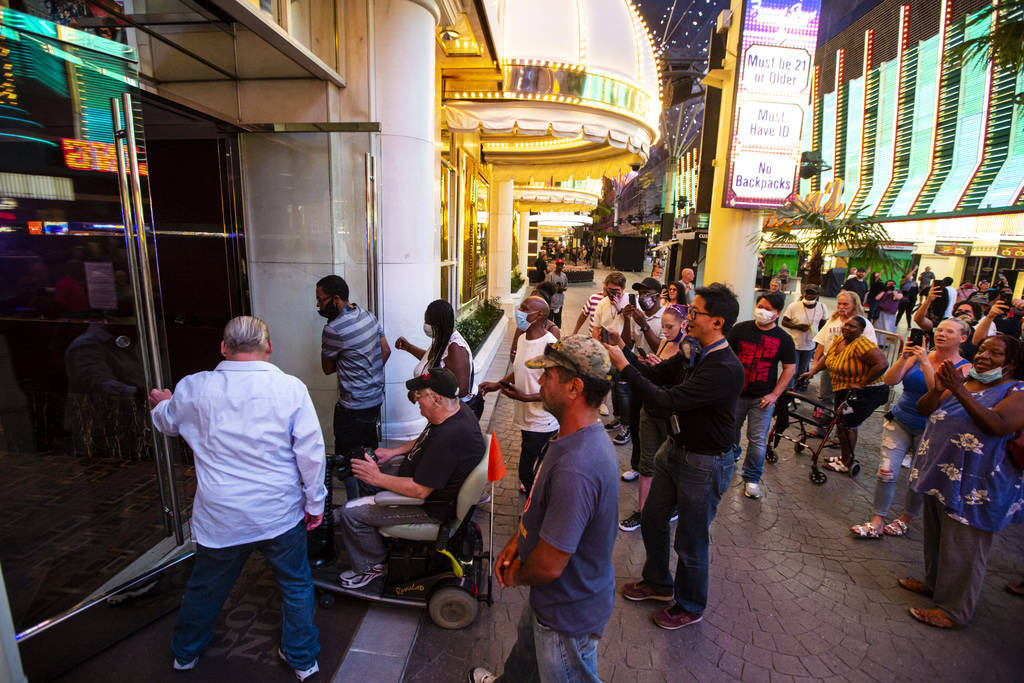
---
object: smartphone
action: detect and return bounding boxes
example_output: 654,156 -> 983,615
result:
999,291 -> 1013,304
908,328 -> 926,348
636,346 -> 648,358
499,380 -> 511,390
600,329 -> 611,344
628,293 -> 637,307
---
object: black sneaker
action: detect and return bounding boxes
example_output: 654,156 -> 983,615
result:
604,419 -> 622,431
619,511 -> 641,531
612,427 -> 631,445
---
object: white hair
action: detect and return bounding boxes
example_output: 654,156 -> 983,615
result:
223,316 -> 270,353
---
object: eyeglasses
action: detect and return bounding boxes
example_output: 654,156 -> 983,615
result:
687,308 -> 713,320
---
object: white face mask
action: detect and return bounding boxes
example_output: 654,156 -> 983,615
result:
423,323 -> 434,338
753,308 -> 777,325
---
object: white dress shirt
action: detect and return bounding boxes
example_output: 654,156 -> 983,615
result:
151,360 -> 327,548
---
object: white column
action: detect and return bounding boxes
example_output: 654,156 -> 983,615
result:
490,177 -> 515,304
375,0 -> 440,442
518,208 -> 531,291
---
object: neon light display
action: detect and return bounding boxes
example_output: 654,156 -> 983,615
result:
61,138 -> 148,175
723,0 -> 821,209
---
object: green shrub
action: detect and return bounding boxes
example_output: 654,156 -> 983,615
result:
456,297 -> 505,351
511,269 -> 526,293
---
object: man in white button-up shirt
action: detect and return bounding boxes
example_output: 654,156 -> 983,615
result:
149,316 -> 326,681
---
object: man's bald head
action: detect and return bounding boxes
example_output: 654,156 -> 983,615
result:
522,295 -> 550,318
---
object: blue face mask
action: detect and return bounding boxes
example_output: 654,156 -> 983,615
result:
968,367 -> 1002,383
515,309 -> 531,331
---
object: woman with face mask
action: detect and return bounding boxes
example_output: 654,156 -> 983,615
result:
899,334 -> 1024,629
394,299 -> 481,418
874,279 -> 903,332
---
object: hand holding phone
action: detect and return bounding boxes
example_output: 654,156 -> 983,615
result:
600,329 -> 611,344
636,346 -> 647,358
628,293 -> 637,307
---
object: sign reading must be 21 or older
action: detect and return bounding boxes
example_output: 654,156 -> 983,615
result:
723,0 -> 821,210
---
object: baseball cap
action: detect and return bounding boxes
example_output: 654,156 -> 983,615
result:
555,258 -> 565,264
525,335 -> 611,381
405,367 -> 459,398
632,277 -> 663,292
803,285 -> 819,296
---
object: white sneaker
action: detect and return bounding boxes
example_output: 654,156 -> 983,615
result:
339,563 -> 385,589
744,482 -> 761,499
599,404 -> 610,416
468,667 -> 497,683
621,469 -> 639,482
279,649 -> 319,681
173,656 -> 197,671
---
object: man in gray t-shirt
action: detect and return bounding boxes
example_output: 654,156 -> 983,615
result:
544,259 -> 569,328
470,336 -> 618,683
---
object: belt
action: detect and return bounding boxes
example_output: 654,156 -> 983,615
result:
669,435 -> 733,457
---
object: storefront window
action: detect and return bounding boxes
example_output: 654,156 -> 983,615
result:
459,156 -> 489,304
440,159 -> 457,306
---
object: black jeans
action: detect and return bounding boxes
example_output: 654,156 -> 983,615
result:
610,368 -> 630,420
334,402 -> 381,501
628,393 -> 644,471
551,308 -> 563,328
520,429 -> 557,493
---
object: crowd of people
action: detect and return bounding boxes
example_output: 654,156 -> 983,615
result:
144,256 -> 1024,681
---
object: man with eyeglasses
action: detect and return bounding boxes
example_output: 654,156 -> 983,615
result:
603,283 -> 744,630
315,275 -> 391,502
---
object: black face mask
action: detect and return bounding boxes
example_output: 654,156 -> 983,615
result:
317,300 -> 339,319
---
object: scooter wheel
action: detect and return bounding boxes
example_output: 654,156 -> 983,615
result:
850,462 -> 861,477
318,592 -> 335,609
765,449 -> 778,464
809,469 -> 827,485
428,586 -> 478,630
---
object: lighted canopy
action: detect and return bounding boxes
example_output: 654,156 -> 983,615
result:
445,0 -> 661,182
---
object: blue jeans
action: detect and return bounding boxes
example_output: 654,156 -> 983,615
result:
172,520 -> 319,670
497,603 -> 600,683
640,440 -> 735,614
871,417 -> 924,518
794,349 -> 814,383
733,396 -> 775,484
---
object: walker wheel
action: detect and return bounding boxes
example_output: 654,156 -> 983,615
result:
809,469 -> 827,485
849,462 -> 861,477
318,592 -> 335,609
765,449 -> 778,464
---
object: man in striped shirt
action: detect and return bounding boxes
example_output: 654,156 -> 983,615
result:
572,272 -> 623,337
316,275 -> 391,500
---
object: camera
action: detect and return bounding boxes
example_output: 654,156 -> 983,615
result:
886,283 -> 895,291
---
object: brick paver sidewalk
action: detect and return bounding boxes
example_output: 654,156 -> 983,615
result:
405,268 -> 1024,682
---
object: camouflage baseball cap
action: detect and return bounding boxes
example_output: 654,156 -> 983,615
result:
525,334 -> 611,381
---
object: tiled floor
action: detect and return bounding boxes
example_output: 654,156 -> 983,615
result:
403,267 -> 1024,683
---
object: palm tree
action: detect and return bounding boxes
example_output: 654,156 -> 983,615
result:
762,181 -> 896,286
948,0 -> 1024,104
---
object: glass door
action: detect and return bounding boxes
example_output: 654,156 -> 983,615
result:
0,10 -> 193,679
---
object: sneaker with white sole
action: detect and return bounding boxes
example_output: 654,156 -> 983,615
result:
339,563 -> 385,589
670,512 -> 679,523
619,510 -> 641,531
173,656 -> 198,671
604,418 -> 621,431
599,404 -> 609,416
468,667 -> 497,683
612,427 -> 631,445
621,469 -> 639,482
278,649 -> 319,681
744,482 -> 761,499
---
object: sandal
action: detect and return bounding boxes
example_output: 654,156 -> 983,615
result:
822,457 -> 849,473
850,522 -> 882,538
1006,581 -> 1024,597
909,607 -> 957,629
883,520 -> 910,537
823,438 -> 841,449
898,577 -> 933,597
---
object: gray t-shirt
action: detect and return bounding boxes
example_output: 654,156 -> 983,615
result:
321,304 -> 385,409
517,422 -> 619,637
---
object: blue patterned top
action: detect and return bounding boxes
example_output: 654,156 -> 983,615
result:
910,380 -> 1024,533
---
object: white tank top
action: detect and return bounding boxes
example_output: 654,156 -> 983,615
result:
413,330 -> 478,400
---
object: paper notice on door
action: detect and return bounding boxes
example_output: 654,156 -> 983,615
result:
84,261 -> 118,311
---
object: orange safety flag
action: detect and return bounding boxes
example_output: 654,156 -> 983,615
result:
487,432 -> 506,482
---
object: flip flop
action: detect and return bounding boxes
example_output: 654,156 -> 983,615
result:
898,577 -> 933,597
822,457 -> 849,473
909,607 -> 957,629
884,520 -> 910,537
850,522 -> 882,538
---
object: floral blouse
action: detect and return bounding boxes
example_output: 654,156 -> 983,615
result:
910,380 -> 1024,533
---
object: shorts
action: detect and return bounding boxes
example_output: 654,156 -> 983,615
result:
833,385 -> 888,429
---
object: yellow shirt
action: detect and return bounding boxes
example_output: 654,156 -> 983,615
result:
825,335 -> 884,391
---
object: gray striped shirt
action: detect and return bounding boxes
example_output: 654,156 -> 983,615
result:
322,304 -> 385,409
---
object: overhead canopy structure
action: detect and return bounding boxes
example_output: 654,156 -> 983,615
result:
444,0 -> 661,182
514,185 -> 601,213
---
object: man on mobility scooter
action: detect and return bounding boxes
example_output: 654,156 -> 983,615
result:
337,367 -> 485,589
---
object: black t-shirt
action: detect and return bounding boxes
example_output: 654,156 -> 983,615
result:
842,277 -> 868,302
727,321 -> 797,397
397,404 -> 485,520
621,342 -> 745,454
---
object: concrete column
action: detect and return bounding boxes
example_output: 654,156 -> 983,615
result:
704,0 -> 759,317
490,177 -> 515,303
518,208 -> 531,289
375,0 -> 440,442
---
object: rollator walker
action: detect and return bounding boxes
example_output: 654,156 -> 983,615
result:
310,447 -> 493,629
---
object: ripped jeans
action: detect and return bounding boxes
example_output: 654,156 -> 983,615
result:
871,417 -> 925,519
